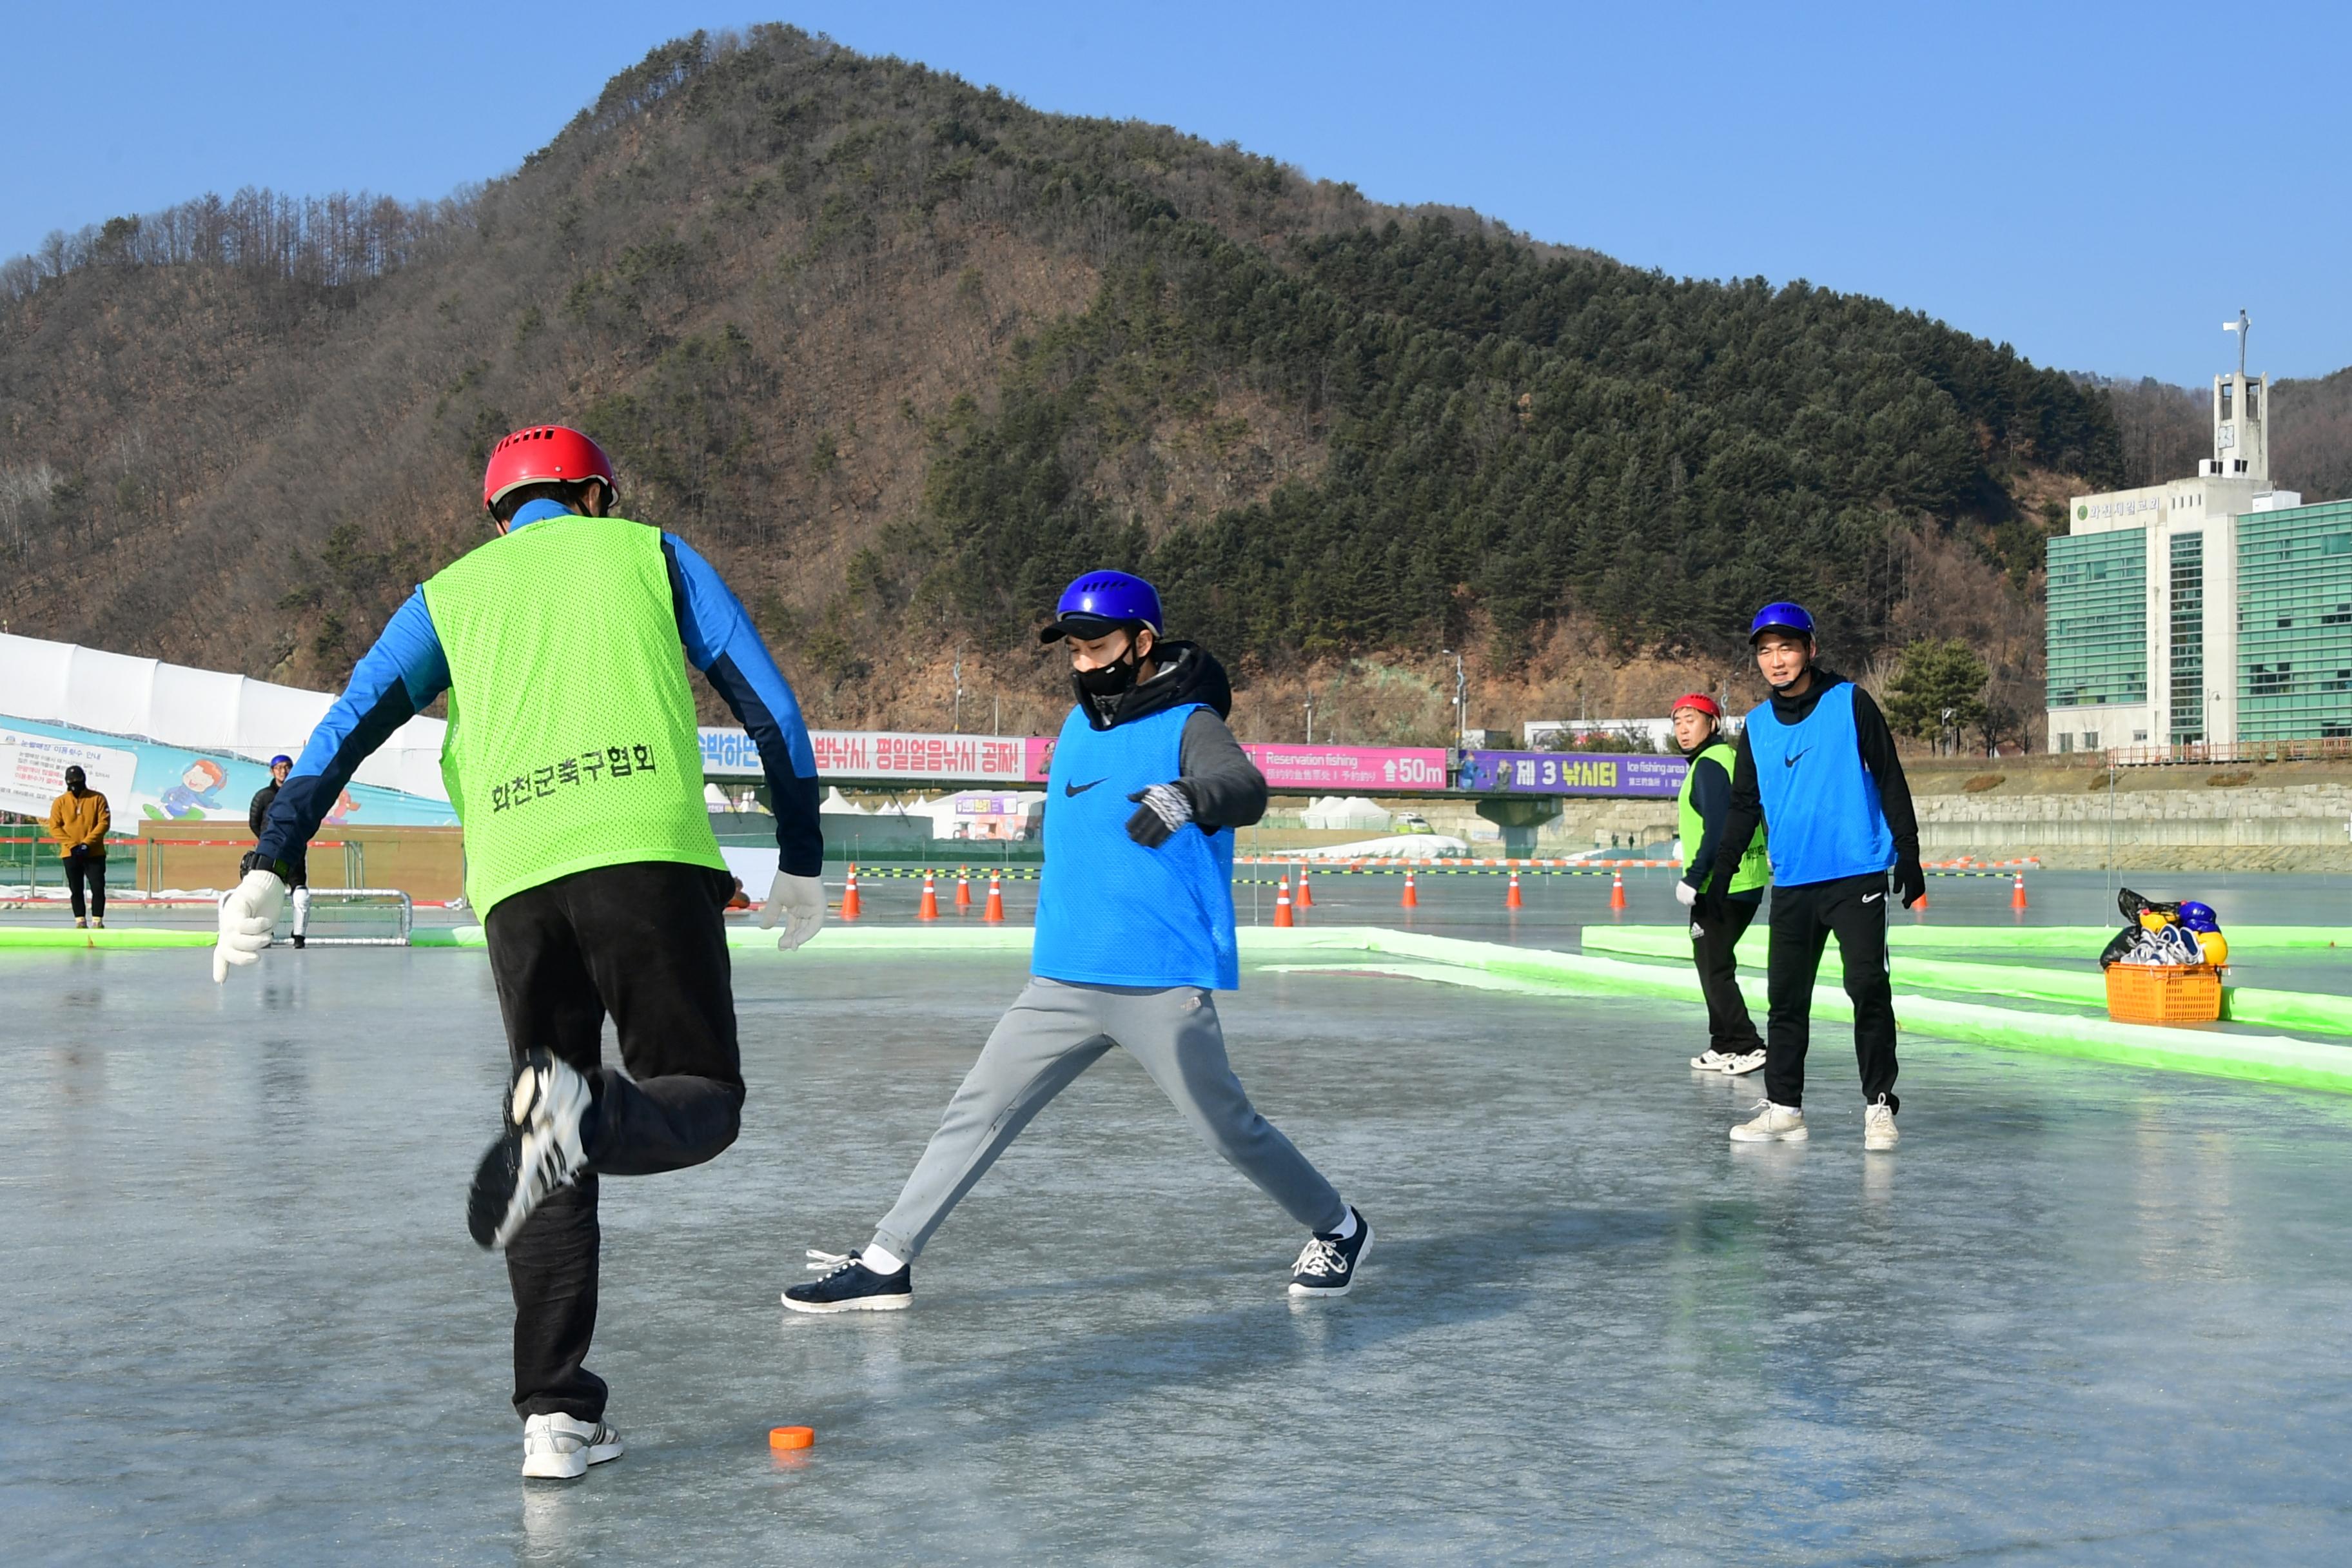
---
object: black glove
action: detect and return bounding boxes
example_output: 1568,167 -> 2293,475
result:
1124,782 -> 1194,848
1894,854 -> 1927,909
1697,879 -> 1731,932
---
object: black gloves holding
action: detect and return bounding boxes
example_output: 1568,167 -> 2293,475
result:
1124,782 -> 1195,848
1894,853 -> 1927,909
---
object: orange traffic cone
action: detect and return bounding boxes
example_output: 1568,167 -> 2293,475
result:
1608,870 -> 1627,911
839,863 -> 862,921
1273,875 -> 1295,927
1295,864 -> 1313,908
1505,868 -> 1524,910
917,870 -> 939,921
955,867 -> 973,910
983,872 -> 1005,923
1400,869 -> 1419,909
2010,871 -> 2028,910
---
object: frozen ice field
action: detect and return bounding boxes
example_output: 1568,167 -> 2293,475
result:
6,876 -> 2352,1563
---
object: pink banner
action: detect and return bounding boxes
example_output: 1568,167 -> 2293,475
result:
1023,737 -> 1447,792
1242,743 -> 1451,792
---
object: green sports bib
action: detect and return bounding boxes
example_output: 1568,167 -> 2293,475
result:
1679,740 -> 1770,895
422,514 -> 722,916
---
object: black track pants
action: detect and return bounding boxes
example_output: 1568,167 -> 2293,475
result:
1763,872 -> 1899,1112
64,852 -> 104,920
1690,894 -> 1763,1054
484,859 -> 745,1422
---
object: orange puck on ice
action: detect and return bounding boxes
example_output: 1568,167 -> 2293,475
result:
769,1426 -> 816,1450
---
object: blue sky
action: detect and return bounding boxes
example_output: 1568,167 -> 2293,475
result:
6,2 -> 2346,386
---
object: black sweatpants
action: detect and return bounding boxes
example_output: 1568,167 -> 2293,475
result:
484,859 -> 745,1422
1763,872 -> 1899,1113
64,851 -> 105,920
1690,892 -> 1763,1054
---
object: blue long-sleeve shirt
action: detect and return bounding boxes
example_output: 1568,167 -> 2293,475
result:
256,500 -> 824,877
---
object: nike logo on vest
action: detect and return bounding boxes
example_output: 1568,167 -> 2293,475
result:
1064,778 -> 1106,797
1782,749 -> 1808,767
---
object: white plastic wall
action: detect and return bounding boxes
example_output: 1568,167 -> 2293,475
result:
0,632 -> 448,801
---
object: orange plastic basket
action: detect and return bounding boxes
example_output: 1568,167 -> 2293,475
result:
2104,963 -> 2222,1025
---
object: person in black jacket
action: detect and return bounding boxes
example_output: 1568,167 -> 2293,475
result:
247,755 -> 309,948
1705,603 -> 1923,1152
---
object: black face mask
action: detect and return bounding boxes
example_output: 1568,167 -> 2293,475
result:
1073,637 -> 1145,700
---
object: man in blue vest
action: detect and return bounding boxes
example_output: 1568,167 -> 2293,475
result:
781,570 -> 1370,1308
1703,603 -> 1925,1152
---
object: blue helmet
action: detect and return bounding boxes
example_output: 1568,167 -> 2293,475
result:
2176,900 -> 2220,934
1039,569 -> 1163,643
1749,602 -> 1816,643
270,754 -> 293,768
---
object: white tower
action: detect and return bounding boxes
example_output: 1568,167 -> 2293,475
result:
2205,310 -> 2269,485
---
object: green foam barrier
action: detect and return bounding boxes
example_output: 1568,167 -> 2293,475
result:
1246,927 -> 2352,1096
1587,923 -> 2351,957
1579,924 -> 2352,1037
0,925 -> 215,948
420,923 -> 1039,953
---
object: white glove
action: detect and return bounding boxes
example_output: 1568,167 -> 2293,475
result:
1674,879 -> 1699,908
760,871 -> 826,951
213,868 -> 286,983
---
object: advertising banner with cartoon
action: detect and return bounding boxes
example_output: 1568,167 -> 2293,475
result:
0,716 -> 458,828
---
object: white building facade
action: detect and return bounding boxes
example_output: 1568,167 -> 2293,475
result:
2044,368 -> 2300,754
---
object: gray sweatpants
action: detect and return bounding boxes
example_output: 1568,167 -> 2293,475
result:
872,977 -> 1347,1260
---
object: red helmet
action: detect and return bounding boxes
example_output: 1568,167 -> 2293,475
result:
482,425 -> 617,513
1671,692 -> 1721,719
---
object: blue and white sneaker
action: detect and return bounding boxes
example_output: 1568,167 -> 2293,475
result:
1288,1208 -> 1372,1298
783,1248 -> 914,1313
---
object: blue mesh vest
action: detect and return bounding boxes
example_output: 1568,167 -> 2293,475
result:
1032,703 -> 1239,990
1743,681 -> 1895,887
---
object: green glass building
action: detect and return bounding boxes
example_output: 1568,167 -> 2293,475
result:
2236,498 -> 2352,741
2046,531 -> 2146,715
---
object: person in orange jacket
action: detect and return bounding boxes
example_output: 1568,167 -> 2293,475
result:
46,765 -> 111,928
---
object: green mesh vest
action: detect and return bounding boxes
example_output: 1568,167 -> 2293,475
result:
1679,741 -> 1770,895
422,514 -> 723,916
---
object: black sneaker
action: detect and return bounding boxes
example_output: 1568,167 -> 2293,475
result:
782,1248 -> 913,1313
467,1050 -> 594,1250
1288,1208 -> 1373,1298
291,934 -> 305,949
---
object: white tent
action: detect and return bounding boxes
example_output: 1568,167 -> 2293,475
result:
0,631 -> 449,800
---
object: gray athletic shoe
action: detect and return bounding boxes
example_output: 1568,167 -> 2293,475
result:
522,1412 -> 623,1479
1865,1097 -> 1899,1151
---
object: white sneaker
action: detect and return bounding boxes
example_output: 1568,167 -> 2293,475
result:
1689,1049 -> 1737,1072
522,1412 -> 623,1479
1721,1050 -> 1767,1077
1729,1100 -> 1808,1143
1864,1098 -> 1899,1152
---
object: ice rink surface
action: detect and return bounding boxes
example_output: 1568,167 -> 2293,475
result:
8,888 -> 2352,1563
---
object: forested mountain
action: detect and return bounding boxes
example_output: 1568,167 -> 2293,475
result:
1,26 -> 2130,740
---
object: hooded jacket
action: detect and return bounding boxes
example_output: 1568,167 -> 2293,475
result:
1068,640 -> 1266,830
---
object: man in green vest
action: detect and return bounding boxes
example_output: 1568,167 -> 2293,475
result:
215,425 -> 827,1481
1671,693 -> 1769,1074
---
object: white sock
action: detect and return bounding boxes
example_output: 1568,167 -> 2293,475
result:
861,1242 -> 904,1274
1328,1207 -> 1357,1241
